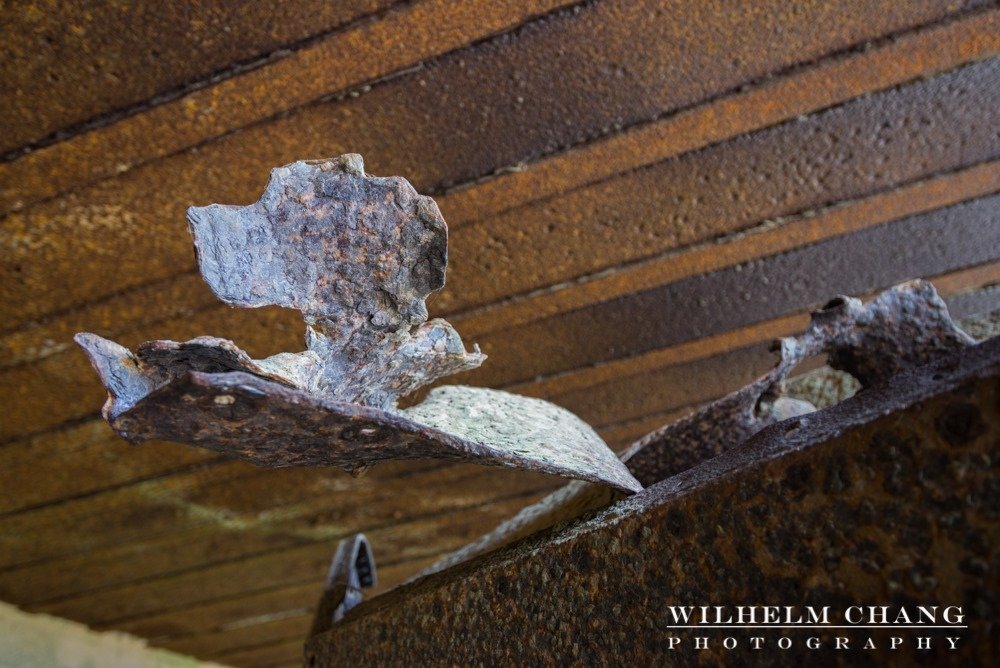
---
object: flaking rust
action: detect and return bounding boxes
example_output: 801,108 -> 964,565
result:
75,154 -> 641,493
311,336 -> 1000,665
419,279 -> 976,576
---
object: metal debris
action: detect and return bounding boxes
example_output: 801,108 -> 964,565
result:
309,335 -> 1000,665
418,280 -> 975,576
309,534 -> 376,638
76,155 -> 641,493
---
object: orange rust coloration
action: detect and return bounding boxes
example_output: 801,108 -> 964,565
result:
0,0 -> 577,214
2,4 -> 999,666
439,9 -> 1000,229
454,159 -> 1000,338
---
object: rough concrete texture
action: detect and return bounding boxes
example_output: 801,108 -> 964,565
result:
0,0 -> 394,153
5,7 -> 996,330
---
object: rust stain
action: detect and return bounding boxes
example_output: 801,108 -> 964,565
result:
453,160 -> 1000,339
438,8 -> 1000,229
436,62 -> 1000,315
0,0 -> 398,154
0,0 -> 577,214
3,2 -> 993,333
311,341 -> 1000,665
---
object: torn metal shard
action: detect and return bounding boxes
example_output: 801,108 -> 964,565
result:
99,370 -> 641,493
186,154 -> 484,408
311,533 -> 377,638
75,154 -> 639,493
415,279 -> 975,577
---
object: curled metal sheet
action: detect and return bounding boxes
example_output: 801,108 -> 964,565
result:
418,279 -> 974,576
310,533 -> 376,638
76,154 -> 642,493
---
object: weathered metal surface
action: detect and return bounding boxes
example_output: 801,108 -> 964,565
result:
186,154 -> 484,410
420,280 -> 974,576
311,335 -> 1000,665
76,156 -> 641,492
309,534 -> 376,638
98,370 -> 638,490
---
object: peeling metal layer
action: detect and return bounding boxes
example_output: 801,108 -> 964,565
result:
419,280 -> 974,576
312,335 -> 1000,665
97,371 -> 640,492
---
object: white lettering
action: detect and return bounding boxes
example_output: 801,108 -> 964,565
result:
714,606 -> 733,624
835,638 -> 849,649
845,606 -> 863,624
863,638 -> 876,650
894,607 -> 912,624
803,606 -> 829,624
778,637 -> 792,650
890,637 -> 903,649
943,606 -> 964,624
806,637 -> 820,649
736,606 -> 755,624
869,606 -> 889,624
667,637 -> 680,650
915,606 -> 937,624
916,637 -> 931,650
763,606 -> 780,624
946,637 -> 960,650
694,637 -> 709,650
667,607 -> 694,624
723,637 -> 737,650
750,637 -> 764,650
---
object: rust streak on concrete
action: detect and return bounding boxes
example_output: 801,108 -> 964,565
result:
0,0 -> 577,214
1,11 -> 994,358
438,8 -> 1000,230
453,160 -> 1000,339
3,2 -> 991,333
0,0 -> 398,154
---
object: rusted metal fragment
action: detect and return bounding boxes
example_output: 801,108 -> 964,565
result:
74,333 -> 325,420
98,370 -> 640,492
76,155 -> 638,492
186,154 -> 484,409
418,279 -> 973,577
624,279 -> 973,485
406,387 -> 629,489
310,336 -> 1000,665
310,534 -> 376,638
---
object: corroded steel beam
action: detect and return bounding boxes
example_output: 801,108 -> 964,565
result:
308,335 -> 999,665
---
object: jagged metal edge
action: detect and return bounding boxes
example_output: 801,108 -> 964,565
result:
412,279 -> 974,579
103,370 -> 642,493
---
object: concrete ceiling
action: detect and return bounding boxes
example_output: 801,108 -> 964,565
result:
1,1 -> 998,665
